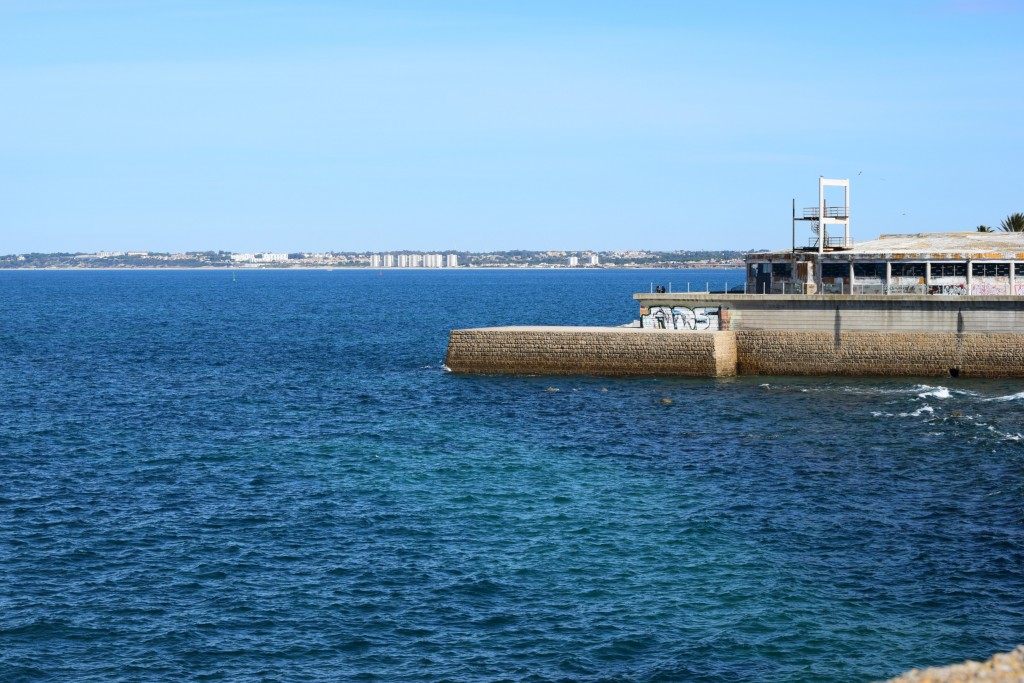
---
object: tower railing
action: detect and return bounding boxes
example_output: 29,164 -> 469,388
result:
807,236 -> 849,248
802,206 -> 849,219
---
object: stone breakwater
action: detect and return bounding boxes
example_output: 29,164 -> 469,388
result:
445,327 -> 1024,378
446,327 -> 737,377
878,646 -> 1024,682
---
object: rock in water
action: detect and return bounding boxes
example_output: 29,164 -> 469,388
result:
879,646 -> 1024,682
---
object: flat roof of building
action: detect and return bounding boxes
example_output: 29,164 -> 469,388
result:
753,232 -> 1024,260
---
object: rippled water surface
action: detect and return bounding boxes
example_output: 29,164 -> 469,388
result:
2,269 -> 1023,682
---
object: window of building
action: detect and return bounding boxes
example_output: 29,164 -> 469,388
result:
891,263 -> 925,278
821,263 -> 848,278
931,263 -> 967,277
771,263 -> 792,277
1016,263 -> 1024,277
853,262 -> 884,278
972,263 -> 1010,277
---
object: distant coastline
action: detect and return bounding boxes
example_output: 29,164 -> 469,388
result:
0,249 -> 747,270
0,263 -> 744,271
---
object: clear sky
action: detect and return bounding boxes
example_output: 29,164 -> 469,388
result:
2,0 -> 1022,253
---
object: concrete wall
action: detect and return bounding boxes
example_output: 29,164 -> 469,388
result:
447,326 -> 1024,378
635,293 -> 1024,334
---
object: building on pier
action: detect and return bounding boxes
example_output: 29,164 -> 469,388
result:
745,178 -> 1024,296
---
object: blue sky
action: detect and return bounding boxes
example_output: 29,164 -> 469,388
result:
2,1 -> 1022,253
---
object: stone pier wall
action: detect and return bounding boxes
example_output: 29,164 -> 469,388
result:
735,331 -> 1024,378
446,326 -> 1024,378
446,327 -> 736,377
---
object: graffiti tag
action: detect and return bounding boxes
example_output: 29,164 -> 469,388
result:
641,306 -> 720,331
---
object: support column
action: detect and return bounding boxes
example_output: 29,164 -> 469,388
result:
967,260 -> 973,294
849,261 -> 855,295
885,261 -> 892,295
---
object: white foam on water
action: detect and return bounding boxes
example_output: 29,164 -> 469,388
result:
843,383 -> 955,397
986,390 -> 1024,402
986,425 -> 1024,441
916,385 -> 951,399
899,405 -> 934,418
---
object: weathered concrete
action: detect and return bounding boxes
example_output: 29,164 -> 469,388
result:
446,326 -> 1024,378
635,293 -> 1024,334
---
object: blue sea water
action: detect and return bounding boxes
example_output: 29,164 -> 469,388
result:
1,268 -> 1022,683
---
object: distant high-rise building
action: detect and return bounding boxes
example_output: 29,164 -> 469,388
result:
567,256 -> 579,267
446,254 -> 458,268
382,254 -> 394,268
370,254 -> 381,268
409,254 -> 423,268
589,254 -> 600,266
397,254 -> 409,268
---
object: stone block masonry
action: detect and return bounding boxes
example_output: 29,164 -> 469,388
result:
446,327 -> 737,377
735,331 -> 1024,378
446,327 -> 1024,378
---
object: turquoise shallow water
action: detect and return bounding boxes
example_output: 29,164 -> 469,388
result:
1,269 -> 1023,682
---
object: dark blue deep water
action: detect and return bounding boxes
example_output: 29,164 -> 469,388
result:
2,269 -> 1023,682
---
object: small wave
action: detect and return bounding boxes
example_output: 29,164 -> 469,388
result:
899,405 -> 934,418
987,425 -> 1024,441
874,407 -> 932,418
986,390 -> 1024,402
842,384 -> 953,397
916,385 -> 951,399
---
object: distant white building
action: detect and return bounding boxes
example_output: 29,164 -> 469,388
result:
382,254 -> 394,268
397,254 -> 409,268
257,253 -> 288,262
446,254 -> 458,268
230,252 -> 288,263
589,254 -> 600,266
370,254 -> 381,268
567,256 -> 579,267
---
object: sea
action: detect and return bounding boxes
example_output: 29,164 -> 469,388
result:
1,268 -> 1022,683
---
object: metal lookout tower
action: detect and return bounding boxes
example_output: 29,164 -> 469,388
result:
794,177 -> 851,253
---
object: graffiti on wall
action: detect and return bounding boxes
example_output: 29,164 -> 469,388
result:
928,283 -> 968,295
971,282 -> 1010,296
641,306 -> 720,331
887,283 -> 926,295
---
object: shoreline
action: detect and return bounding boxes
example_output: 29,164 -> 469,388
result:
0,264 -> 744,272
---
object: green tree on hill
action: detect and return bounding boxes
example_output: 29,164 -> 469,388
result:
977,225 -> 993,232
